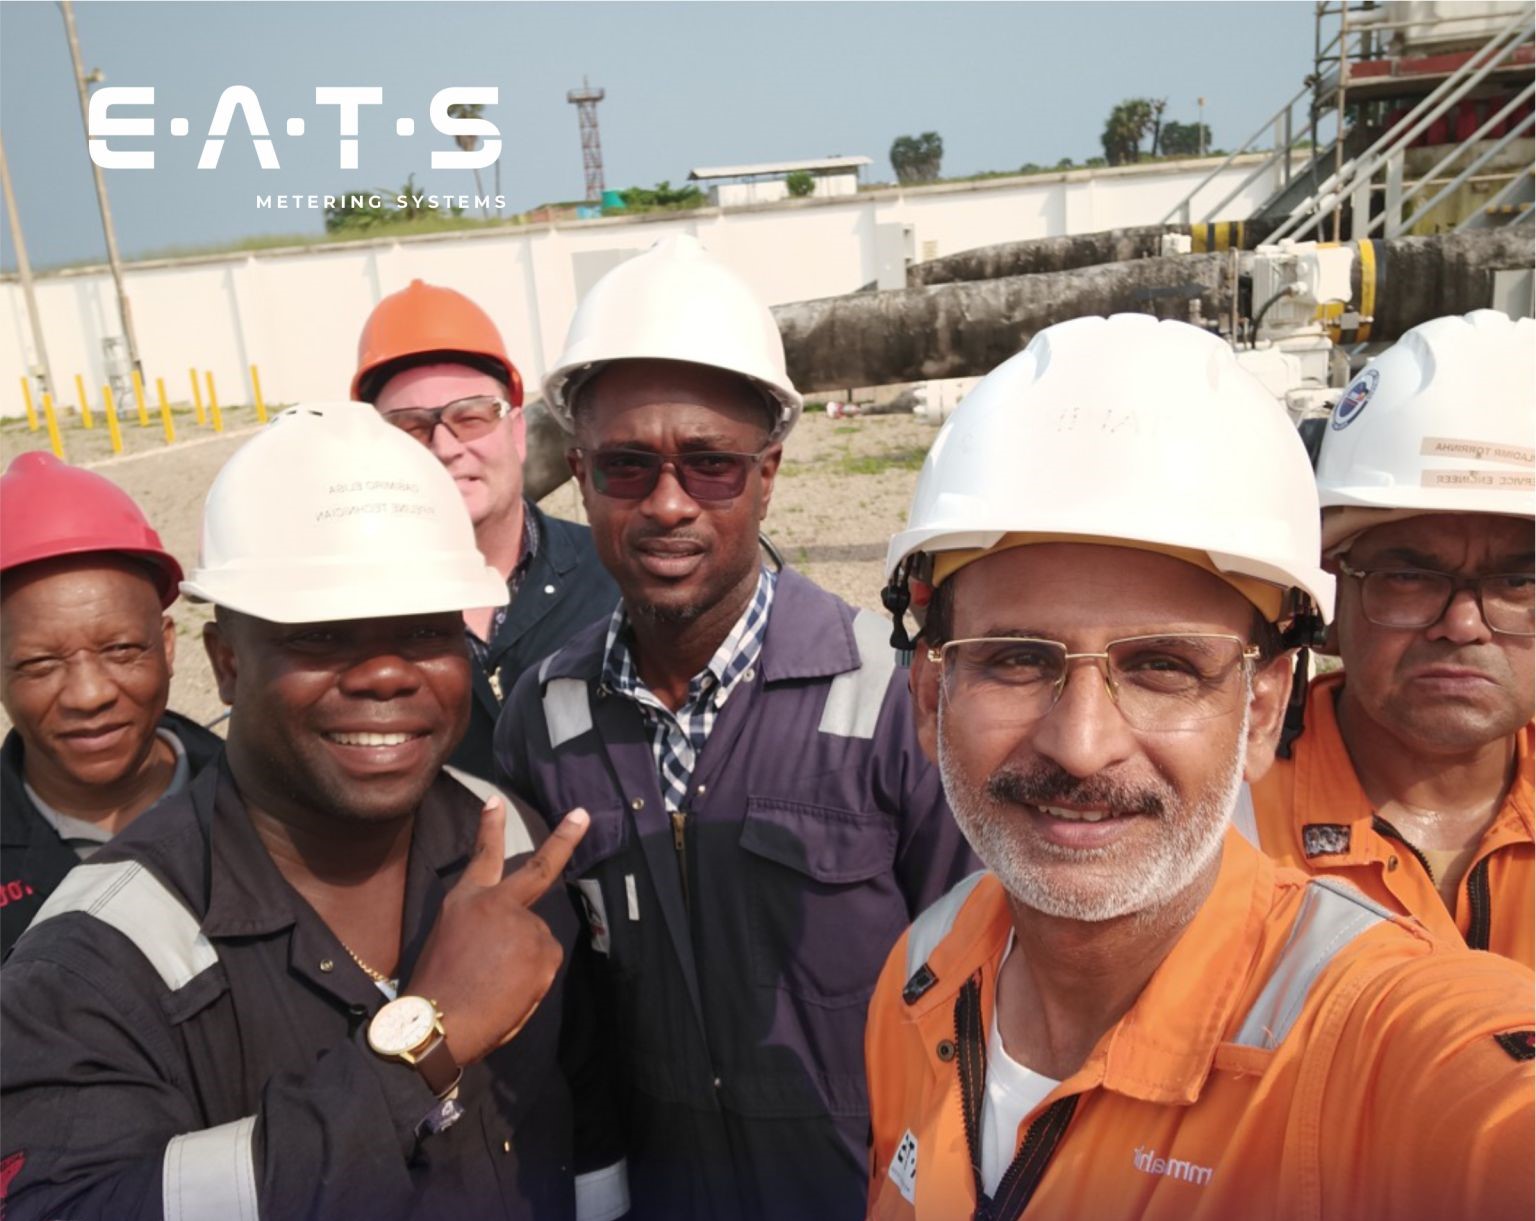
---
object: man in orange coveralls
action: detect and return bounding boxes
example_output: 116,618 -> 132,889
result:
866,315 -> 1534,1221
1249,311 -> 1532,965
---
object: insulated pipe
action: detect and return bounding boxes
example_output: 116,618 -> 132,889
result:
523,399 -> 575,502
524,226 -> 1532,496
773,227 -> 1533,393
909,218 -> 1285,286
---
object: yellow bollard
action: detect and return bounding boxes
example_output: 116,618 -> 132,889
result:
19,377 -> 39,431
132,369 -> 150,427
250,364 -> 268,423
102,384 -> 124,455
156,376 -> 176,444
74,373 -> 94,429
189,367 -> 205,426
41,393 -> 65,459
206,370 -> 223,432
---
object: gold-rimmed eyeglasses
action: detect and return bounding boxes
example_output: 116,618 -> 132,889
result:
927,633 -> 1261,731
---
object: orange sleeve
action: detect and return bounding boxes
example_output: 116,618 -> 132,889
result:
1323,948 -> 1535,1221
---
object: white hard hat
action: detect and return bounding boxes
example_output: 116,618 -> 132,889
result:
542,234 -> 804,441
885,314 -> 1334,632
181,402 -> 508,623
1317,309 -> 1535,553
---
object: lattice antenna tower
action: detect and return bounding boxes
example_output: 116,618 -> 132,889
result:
566,77 -> 607,202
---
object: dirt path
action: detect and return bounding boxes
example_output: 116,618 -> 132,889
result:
2,410 -> 937,734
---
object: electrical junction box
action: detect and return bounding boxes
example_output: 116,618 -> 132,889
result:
1251,240 -> 1357,343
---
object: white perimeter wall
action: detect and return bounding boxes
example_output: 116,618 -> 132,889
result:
0,154 -> 1297,416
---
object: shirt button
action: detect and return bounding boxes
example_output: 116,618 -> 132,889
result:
936,1039 -> 957,1062
696,784 -> 707,796
1387,856 -> 1399,872
631,798 -> 645,811
713,1075 -> 723,1089
544,584 -> 556,595
743,667 -> 756,681
319,959 -> 335,973
503,1139 -> 512,1153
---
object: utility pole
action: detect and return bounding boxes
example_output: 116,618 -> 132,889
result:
59,0 -> 142,377
0,130 -> 57,400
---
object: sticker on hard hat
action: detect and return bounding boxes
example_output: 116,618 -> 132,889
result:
1422,470 -> 1536,492
1330,369 -> 1378,430
1420,437 -> 1535,469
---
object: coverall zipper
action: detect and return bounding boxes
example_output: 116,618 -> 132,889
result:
1374,815 -> 1495,951
955,973 -> 1079,1219
1465,856 -> 1493,950
671,809 -> 690,912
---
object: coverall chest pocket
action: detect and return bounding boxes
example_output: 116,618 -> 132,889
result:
739,797 -> 906,1006
564,804 -> 634,969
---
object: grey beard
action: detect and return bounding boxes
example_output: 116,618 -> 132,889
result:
937,686 -> 1248,922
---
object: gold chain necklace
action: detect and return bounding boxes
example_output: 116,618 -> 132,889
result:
340,940 -> 394,984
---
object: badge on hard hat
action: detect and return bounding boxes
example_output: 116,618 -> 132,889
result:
1331,368 -> 1379,431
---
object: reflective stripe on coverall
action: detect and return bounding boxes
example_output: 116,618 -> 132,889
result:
865,830 -> 1535,1221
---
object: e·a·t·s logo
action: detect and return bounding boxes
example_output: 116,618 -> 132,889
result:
87,86 -> 500,172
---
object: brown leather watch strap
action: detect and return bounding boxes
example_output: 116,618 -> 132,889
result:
412,1033 -> 462,1098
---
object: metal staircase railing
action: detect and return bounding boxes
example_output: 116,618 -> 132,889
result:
1269,6 -> 1535,242
1456,165 -> 1535,230
1159,3 -> 1534,240
1375,83 -> 1535,236
1158,84 -> 1312,226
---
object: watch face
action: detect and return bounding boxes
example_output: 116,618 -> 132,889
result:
368,995 -> 437,1057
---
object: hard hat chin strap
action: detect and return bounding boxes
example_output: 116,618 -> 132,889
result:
881,560 -> 917,665
1275,596 -> 1327,760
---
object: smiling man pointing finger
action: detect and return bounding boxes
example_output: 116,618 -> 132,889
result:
1,404 -> 624,1221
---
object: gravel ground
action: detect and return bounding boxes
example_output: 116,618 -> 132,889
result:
1,409 -> 937,735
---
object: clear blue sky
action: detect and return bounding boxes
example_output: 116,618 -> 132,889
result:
1,1 -> 1316,270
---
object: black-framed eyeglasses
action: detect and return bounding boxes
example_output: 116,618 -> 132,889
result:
379,395 -> 513,446
927,633 -> 1260,732
572,446 -> 770,502
1335,559 -> 1535,636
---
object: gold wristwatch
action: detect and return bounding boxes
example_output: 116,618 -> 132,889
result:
366,995 -> 462,1098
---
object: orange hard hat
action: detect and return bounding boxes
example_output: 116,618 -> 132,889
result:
351,279 -> 524,406
0,451 -> 182,608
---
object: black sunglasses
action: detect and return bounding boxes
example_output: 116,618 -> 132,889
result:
574,446 -> 770,501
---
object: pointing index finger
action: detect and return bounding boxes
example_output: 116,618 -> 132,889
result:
502,808 -> 590,906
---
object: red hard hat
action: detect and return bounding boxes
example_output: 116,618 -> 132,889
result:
351,279 -> 524,406
0,451 -> 183,608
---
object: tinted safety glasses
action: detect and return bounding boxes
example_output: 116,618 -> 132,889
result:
380,396 -> 513,446
574,446 -> 770,501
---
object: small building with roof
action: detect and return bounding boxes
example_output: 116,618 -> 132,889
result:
688,156 -> 873,207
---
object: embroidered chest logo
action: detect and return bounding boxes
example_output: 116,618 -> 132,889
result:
1132,1145 -> 1214,1187
0,880 -> 37,909
1302,824 -> 1352,858
888,1129 -> 919,1203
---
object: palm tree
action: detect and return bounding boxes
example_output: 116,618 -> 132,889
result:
446,101 -> 488,217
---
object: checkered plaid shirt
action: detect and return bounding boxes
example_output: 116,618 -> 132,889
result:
600,567 -> 776,812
